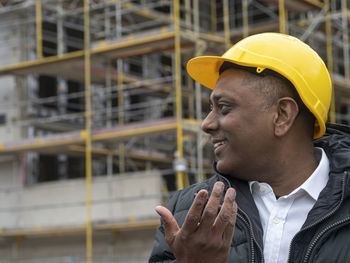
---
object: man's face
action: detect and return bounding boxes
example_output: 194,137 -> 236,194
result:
201,69 -> 276,179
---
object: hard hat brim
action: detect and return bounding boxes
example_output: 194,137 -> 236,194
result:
187,56 -> 238,90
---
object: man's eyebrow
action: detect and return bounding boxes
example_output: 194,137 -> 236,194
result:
210,93 -> 222,103
211,92 -> 234,103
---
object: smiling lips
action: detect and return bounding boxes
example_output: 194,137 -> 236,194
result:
213,140 -> 226,151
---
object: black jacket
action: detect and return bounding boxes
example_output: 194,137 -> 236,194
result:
149,123 -> 350,262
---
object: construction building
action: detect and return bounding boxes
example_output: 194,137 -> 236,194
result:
0,0 -> 349,262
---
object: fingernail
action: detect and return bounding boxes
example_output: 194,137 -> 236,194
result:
227,188 -> 235,201
197,190 -> 208,201
155,206 -> 161,215
214,182 -> 224,191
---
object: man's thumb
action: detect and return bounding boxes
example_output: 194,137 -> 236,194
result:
155,206 -> 179,243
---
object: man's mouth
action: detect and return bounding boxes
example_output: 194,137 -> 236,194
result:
214,141 -> 225,148
213,140 -> 226,151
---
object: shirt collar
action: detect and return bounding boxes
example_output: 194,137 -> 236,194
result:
298,147 -> 329,200
249,147 -> 330,200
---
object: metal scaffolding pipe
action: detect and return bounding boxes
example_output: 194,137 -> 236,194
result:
223,0 -> 230,48
194,0 -> 200,37
278,0 -> 286,34
174,0 -> 185,190
35,0 -> 42,59
185,0 -> 191,29
194,0 -> 204,183
115,0 -> 122,38
342,0 -> 350,81
211,0 -> 217,33
106,59 -> 113,177
57,3 -> 64,55
118,58 -> 125,174
325,0 -> 336,123
84,0 -> 93,262
242,0 -> 249,37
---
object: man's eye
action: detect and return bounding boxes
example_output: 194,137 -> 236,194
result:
218,104 -> 230,114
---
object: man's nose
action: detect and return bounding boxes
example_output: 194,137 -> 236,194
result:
201,111 -> 218,134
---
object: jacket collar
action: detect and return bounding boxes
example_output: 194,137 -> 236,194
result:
314,123 -> 350,203
300,123 -> 350,227
214,164 -> 264,249
315,122 -> 350,173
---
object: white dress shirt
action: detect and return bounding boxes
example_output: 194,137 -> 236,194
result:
249,148 -> 330,263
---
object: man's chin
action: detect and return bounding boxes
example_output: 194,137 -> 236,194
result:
216,161 -> 230,175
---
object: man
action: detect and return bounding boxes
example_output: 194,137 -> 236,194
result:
149,33 -> 350,262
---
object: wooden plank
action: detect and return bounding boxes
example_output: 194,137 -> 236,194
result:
0,29 -> 193,84
0,118 -> 179,155
259,0 -> 323,12
0,219 -> 160,237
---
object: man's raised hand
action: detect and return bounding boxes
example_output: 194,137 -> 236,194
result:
155,182 -> 237,263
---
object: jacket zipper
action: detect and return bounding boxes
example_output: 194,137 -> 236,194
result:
219,174 -> 264,263
237,209 -> 264,263
287,171 -> 348,263
303,216 -> 350,262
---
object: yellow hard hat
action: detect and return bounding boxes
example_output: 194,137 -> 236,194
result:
187,33 -> 332,139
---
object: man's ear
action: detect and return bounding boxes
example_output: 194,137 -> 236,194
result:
273,97 -> 299,137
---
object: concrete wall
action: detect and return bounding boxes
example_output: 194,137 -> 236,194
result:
0,157 -> 21,228
0,13 -> 21,66
0,11 -> 27,142
0,170 -> 162,230
0,170 -> 162,262
0,228 -> 157,262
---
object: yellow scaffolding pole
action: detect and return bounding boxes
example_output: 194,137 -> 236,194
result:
223,0 -> 230,48
35,0 -> 42,59
194,0 -> 204,183
278,0 -> 286,34
117,59 -> 125,174
84,0 -> 93,263
242,0 -> 249,37
174,0 -> 185,190
211,0 -> 217,33
325,0 -> 336,123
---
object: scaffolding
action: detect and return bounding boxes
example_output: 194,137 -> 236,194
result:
0,0 -> 349,262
